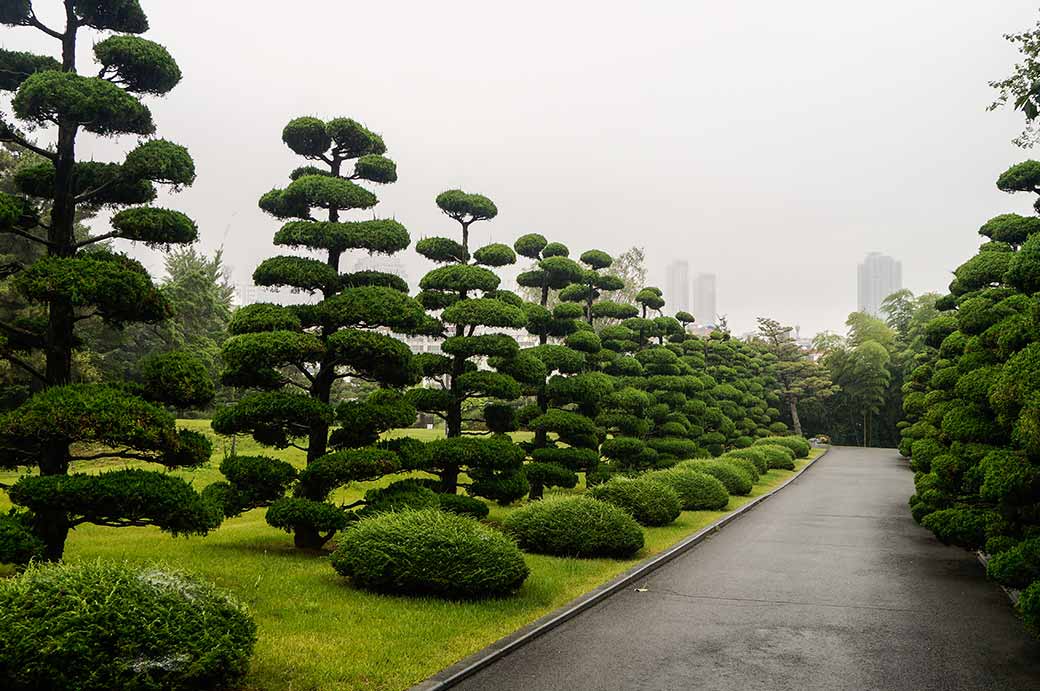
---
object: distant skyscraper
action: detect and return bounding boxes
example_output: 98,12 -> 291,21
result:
665,260 -> 690,313
692,273 -> 717,325
857,252 -> 902,317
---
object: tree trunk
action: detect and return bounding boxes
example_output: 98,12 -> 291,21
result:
529,479 -> 545,500
293,524 -> 330,550
788,397 -> 802,437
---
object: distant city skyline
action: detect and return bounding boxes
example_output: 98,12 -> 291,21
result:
857,252 -> 902,317
665,260 -> 690,313
693,273 -> 718,326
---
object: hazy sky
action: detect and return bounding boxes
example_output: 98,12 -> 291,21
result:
6,1 -> 1040,336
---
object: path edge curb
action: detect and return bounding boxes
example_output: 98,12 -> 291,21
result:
410,446 -> 832,691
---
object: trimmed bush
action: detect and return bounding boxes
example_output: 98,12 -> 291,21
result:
756,444 -> 795,470
1020,580 -> 1040,634
754,435 -> 811,458
0,560 -> 256,691
645,468 -> 729,510
438,492 -> 490,519
987,537 -> 1040,589
588,476 -> 681,526
362,479 -> 439,514
723,447 -> 769,474
920,508 -> 993,549
331,509 -> 528,598
719,456 -> 760,483
503,495 -> 644,558
678,460 -> 753,495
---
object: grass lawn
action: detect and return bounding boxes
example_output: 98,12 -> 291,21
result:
0,424 -> 822,691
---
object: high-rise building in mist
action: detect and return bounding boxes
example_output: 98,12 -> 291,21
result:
665,260 -> 690,313
692,272 -> 717,326
857,252 -> 902,317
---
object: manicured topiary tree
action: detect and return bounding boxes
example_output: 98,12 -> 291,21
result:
899,162 -> 1040,629
211,116 -> 425,549
560,249 -> 630,326
0,1 -> 219,562
512,238 -> 605,497
408,190 -> 535,500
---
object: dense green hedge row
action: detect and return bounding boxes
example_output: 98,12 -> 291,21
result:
901,162 -> 1040,635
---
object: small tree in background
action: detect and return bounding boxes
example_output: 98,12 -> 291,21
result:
755,317 -> 837,436
211,116 -> 425,549
0,1 -> 218,562
408,190 -> 536,501
560,250 -> 630,326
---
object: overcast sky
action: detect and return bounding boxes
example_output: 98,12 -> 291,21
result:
6,1 -> 1040,336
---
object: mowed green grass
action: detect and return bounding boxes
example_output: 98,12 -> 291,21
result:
0,424 -> 821,691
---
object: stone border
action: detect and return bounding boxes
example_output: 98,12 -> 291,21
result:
410,447 -> 831,691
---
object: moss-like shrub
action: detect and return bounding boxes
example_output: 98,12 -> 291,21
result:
646,467 -> 729,510
503,495 -> 644,558
719,456 -> 760,483
331,509 -> 528,598
985,535 -> 1019,555
756,444 -> 795,470
987,537 -> 1040,589
588,476 -> 681,526
362,479 -> 440,514
723,447 -> 770,474
438,492 -> 490,519
754,435 -> 811,458
679,460 -> 753,495
1019,580 -> 1040,635
920,508 -> 993,549
0,560 -> 256,691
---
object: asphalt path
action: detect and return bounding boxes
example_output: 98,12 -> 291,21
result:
453,446 -> 1040,691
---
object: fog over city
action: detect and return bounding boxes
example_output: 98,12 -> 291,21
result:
4,0 -> 1038,335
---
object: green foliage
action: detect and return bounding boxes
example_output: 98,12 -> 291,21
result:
9,470 -> 220,536
265,497 -> 349,538
94,34 -> 180,94
679,460 -> 752,495
111,206 -> 197,245
15,160 -> 156,207
987,538 -> 1040,589
436,189 -> 498,221
753,435 -> 811,458
0,560 -> 255,691
504,495 -> 644,558
1019,580 -> 1040,634
920,508 -> 993,549
649,467 -> 730,510
1007,232 -> 1040,293
0,512 -> 43,565
216,455 -> 297,516
331,509 -> 528,598
275,219 -> 409,254
723,447 -> 770,474
416,236 -> 469,263
514,233 -> 548,258
0,49 -> 60,91
139,351 -> 214,408
14,71 -> 154,136
588,476 -> 681,526
438,493 -> 490,519
473,243 -> 516,267
441,297 -> 526,328
755,444 -> 796,470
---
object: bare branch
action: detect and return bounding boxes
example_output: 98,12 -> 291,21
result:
1,226 -> 54,248
27,7 -> 64,40
1,350 -> 46,383
74,231 -> 121,249
0,124 -> 56,160
71,449 -> 157,462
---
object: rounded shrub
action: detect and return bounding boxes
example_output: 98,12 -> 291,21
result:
503,495 -> 644,558
756,444 -> 795,470
719,455 -> 760,482
920,508 -> 994,549
588,476 -> 681,526
1019,580 -> 1040,635
723,447 -> 769,474
362,479 -> 440,514
646,467 -> 729,510
0,560 -> 256,691
754,435 -> 811,458
438,492 -> 490,519
678,460 -> 753,495
987,537 -> 1040,589
331,509 -> 528,598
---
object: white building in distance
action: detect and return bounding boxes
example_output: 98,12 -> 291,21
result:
665,260 -> 690,313
857,252 -> 902,317
692,272 -> 717,326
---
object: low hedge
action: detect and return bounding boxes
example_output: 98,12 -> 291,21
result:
719,456 -> 760,483
0,560 -> 256,691
756,444 -> 796,470
754,435 -> 811,458
503,495 -> 644,558
438,492 -> 490,519
644,468 -> 729,510
1020,579 -> 1040,635
987,537 -> 1040,589
331,509 -> 528,598
723,447 -> 769,474
588,476 -> 681,526
676,460 -> 753,495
